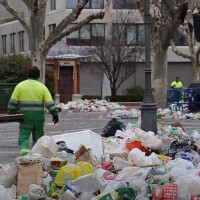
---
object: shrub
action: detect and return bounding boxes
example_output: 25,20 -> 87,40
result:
0,54 -> 55,98
125,85 -> 144,102
0,54 -> 31,83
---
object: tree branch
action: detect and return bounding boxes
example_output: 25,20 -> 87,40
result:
170,40 -> 191,60
0,0 -> 30,34
196,46 -> 200,65
44,11 -> 105,54
45,0 -> 90,45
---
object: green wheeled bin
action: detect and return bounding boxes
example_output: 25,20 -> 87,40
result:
0,83 -> 17,112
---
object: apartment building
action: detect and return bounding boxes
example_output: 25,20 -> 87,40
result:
0,0 -> 193,101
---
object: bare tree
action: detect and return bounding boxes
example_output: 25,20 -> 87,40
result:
171,0 -> 200,82
86,10 -> 144,101
136,0 -> 188,108
0,0 -> 111,82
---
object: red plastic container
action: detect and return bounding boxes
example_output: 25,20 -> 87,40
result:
126,140 -> 148,154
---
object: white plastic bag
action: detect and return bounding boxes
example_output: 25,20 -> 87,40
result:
138,131 -> 163,150
117,166 -> 151,181
28,184 -> 46,200
176,175 -> 200,198
164,158 -> 195,172
112,157 -> 132,170
165,167 -> 200,182
0,163 -> 17,188
127,148 -> 162,166
93,169 -> 117,192
0,185 -> 12,200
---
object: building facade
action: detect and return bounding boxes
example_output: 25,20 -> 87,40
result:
0,0 -> 193,101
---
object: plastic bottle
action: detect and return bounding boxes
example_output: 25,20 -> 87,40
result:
20,195 -> 29,200
57,141 -> 68,152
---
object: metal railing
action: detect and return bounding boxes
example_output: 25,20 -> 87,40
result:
167,88 -> 200,111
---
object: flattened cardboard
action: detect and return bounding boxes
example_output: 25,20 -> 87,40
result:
16,163 -> 43,197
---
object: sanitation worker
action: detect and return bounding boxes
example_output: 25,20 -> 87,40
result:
8,66 -> 59,156
170,76 -> 183,89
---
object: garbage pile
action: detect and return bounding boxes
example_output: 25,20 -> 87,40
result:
2,119 -> 200,199
56,99 -> 200,121
157,108 -> 200,120
57,99 -> 127,113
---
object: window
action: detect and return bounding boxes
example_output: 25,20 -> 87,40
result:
10,33 -> 15,53
19,31 -> 25,52
49,24 -> 56,34
113,24 -> 145,46
50,0 -> 56,10
66,24 -> 105,46
2,35 -> 7,54
113,0 -> 137,9
66,0 -> 104,9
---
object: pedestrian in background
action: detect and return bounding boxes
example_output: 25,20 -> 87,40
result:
170,76 -> 183,89
8,66 -> 59,156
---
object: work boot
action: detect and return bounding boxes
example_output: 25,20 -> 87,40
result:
20,148 -> 31,156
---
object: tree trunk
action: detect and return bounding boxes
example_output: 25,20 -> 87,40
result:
31,51 -> 46,83
152,50 -> 168,109
30,32 -> 46,83
111,85 -> 117,101
193,64 -> 200,83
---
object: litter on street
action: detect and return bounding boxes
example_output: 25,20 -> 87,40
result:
1,100 -> 200,199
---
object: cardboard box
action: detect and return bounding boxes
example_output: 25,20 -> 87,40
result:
16,163 -> 43,197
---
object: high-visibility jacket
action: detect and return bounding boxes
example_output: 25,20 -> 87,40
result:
8,78 -> 58,121
170,81 -> 183,89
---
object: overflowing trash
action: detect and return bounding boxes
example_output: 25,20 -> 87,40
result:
3,108 -> 200,199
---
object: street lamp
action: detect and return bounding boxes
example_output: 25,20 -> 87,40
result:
140,0 -> 157,134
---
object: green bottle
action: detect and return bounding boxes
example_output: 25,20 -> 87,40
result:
20,195 -> 29,200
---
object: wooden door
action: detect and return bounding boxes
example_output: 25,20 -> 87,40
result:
59,66 -> 73,103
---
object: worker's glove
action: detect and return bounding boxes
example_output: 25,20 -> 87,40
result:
53,115 -> 59,124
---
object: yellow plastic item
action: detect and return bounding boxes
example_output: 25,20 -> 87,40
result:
55,161 -> 93,187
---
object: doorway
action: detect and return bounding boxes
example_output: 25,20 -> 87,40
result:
59,66 -> 73,103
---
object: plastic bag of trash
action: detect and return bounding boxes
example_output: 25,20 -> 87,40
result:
127,149 -> 162,166
117,167 -> 151,183
93,168 -> 117,192
175,152 -> 200,166
158,158 -> 195,173
134,130 -> 163,150
161,138 -> 195,158
28,184 -> 46,200
165,167 -> 200,182
0,185 -> 12,200
55,162 -> 93,187
176,175 -> 200,198
0,163 -> 17,188
112,157 -> 132,170
102,118 -> 126,137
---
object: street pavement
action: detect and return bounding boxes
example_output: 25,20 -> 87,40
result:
0,111 -> 200,164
